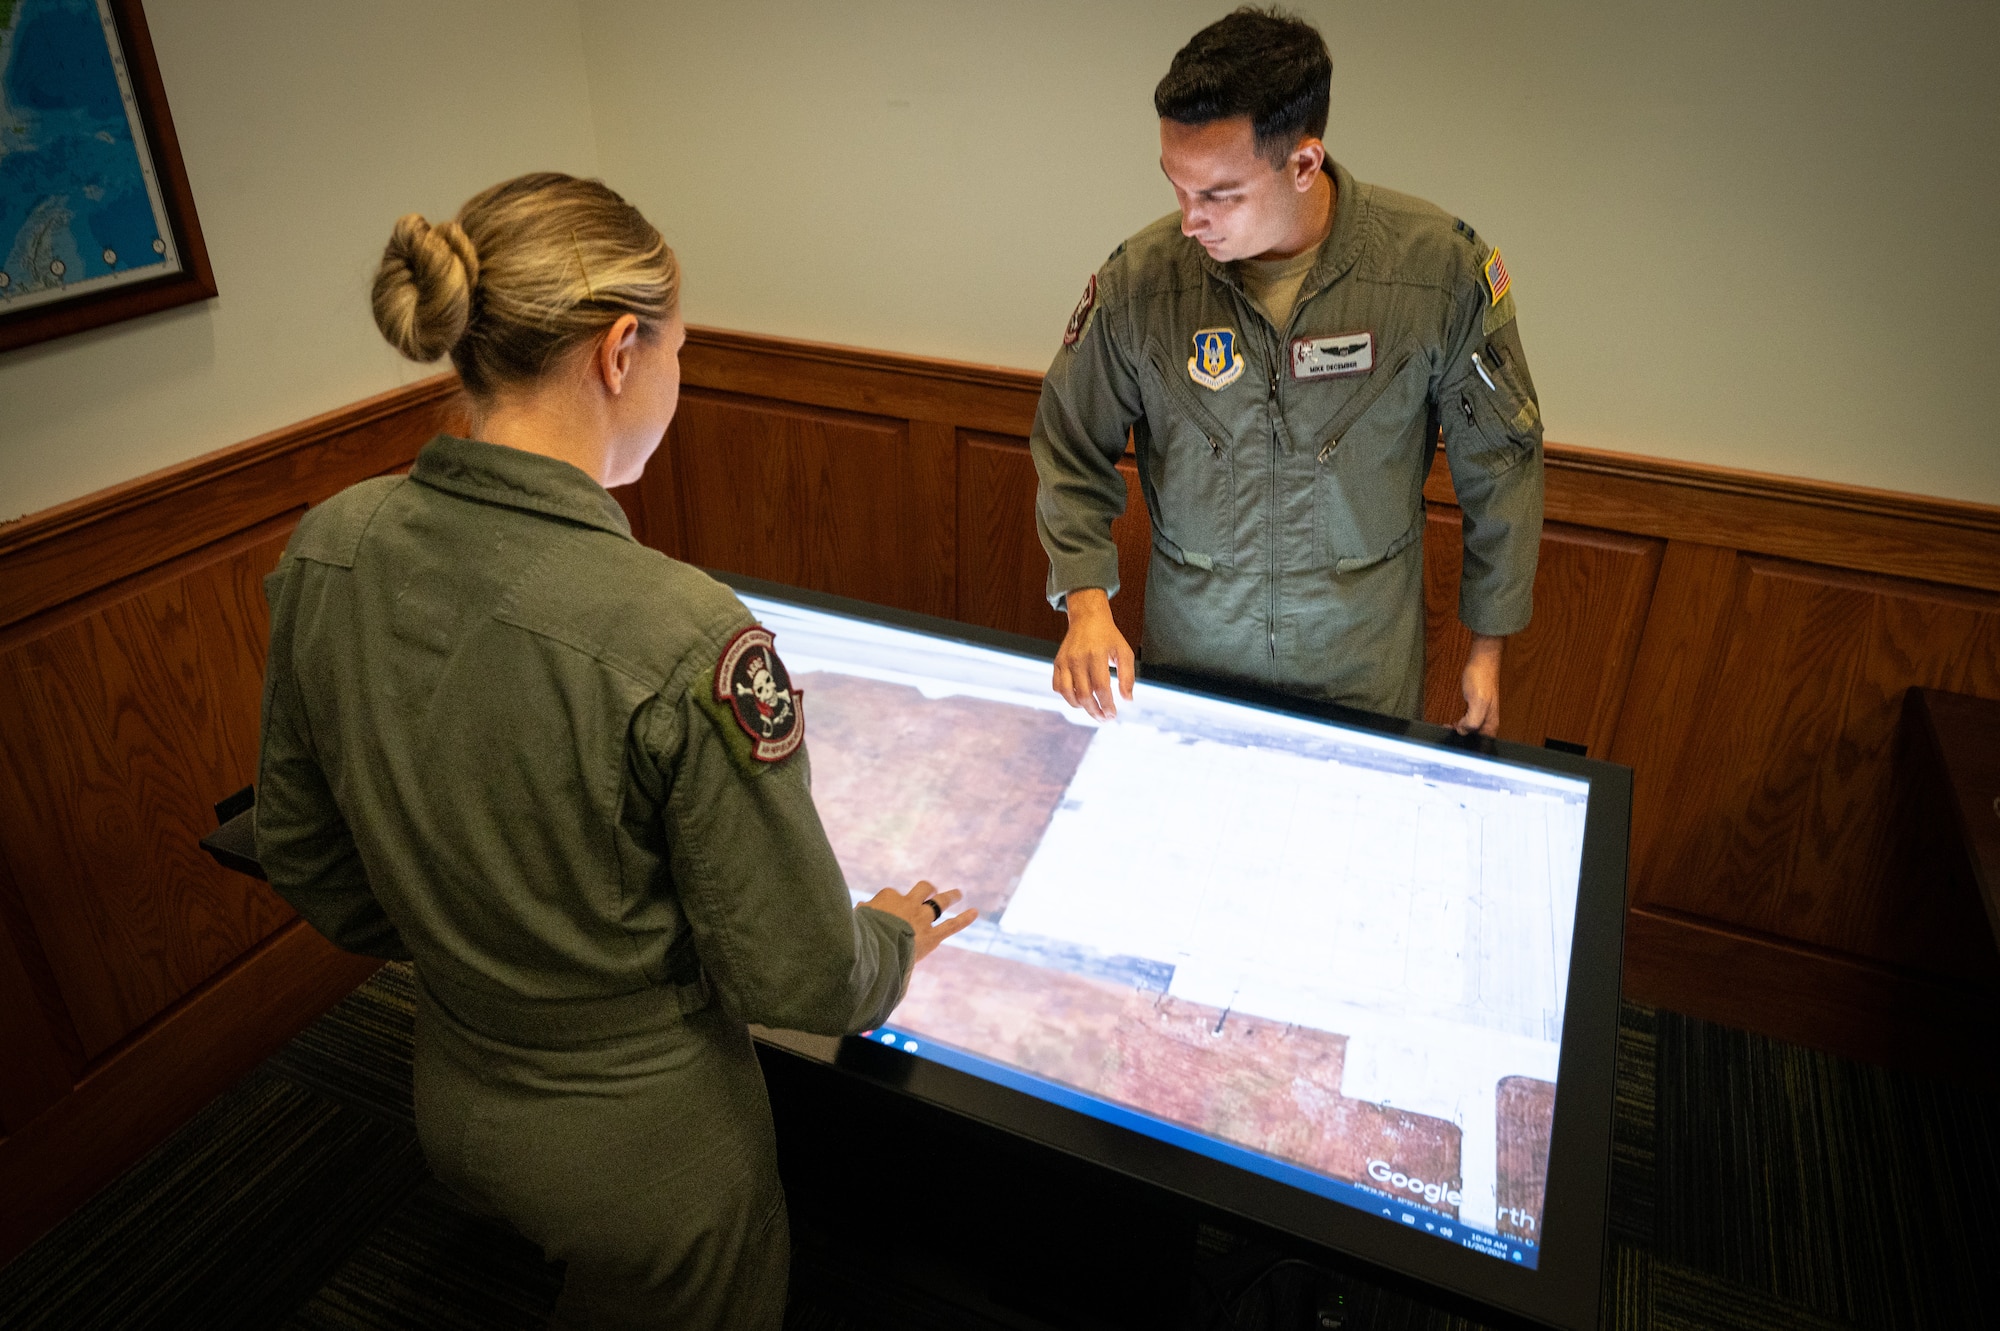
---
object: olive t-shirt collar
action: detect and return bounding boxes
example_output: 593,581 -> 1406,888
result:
409,434 -> 635,541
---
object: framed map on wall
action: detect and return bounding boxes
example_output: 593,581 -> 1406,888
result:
0,0 -> 214,353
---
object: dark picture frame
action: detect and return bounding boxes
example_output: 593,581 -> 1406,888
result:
0,0 -> 216,354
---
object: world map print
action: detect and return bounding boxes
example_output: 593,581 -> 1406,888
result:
0,0 -> 180,313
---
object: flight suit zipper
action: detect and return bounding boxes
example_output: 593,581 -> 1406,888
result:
1267,358 -> 1280,665
1313,351 -> 1418,464
1148,348 -> 1233,566
1264,283 -> 1328,667
1154,350 -> 1233,448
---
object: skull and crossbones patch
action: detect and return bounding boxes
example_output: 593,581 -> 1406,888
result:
715,626 -> 803,762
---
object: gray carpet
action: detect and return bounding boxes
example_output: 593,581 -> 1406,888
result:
2,963 -> 1994,1330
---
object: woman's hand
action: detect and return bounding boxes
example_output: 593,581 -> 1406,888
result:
863,881 -> 978,964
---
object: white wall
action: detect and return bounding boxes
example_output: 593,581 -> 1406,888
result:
0,0 -> 601,523
6,2 -> 1996,520
580,0 -> 2000,506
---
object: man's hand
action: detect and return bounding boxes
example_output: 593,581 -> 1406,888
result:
862,880 -> 977,965
1454,633 -> 1504,736
1052,587 -> 1135,719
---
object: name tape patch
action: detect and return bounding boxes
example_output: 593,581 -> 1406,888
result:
1291,331 -> 1374,380
715,626 -> 803,763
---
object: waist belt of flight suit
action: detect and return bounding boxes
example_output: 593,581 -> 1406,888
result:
416,964 -> 714,1048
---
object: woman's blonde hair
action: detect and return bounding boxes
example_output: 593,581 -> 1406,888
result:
371,172 -> 679,398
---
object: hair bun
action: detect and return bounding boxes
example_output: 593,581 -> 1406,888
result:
371,214 -> 481,363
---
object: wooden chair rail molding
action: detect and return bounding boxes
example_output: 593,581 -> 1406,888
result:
2,329 -> 1995,1262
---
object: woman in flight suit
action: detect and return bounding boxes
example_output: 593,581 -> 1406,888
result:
255,172 -> 975,1329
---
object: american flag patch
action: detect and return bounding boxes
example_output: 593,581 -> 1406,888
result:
1483,249 -> 1511,306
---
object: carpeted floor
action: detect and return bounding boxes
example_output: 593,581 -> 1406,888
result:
1,963 -> 1993,1330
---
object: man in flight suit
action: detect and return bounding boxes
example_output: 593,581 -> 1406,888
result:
1033,7 -> 1544,731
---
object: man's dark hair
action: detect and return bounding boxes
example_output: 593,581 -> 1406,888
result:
1153,7 -> 1332,167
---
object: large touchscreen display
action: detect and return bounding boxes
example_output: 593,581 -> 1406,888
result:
748,593 -> 1589,1270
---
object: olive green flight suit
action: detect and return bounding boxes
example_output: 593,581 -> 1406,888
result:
256,435 -> 913,1331
1032,159 -> 1545,717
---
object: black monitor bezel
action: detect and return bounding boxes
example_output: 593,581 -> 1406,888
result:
718,571 -> 1629,1331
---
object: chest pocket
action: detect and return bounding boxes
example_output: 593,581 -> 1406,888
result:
1310,351 -> 1430,569
1139,344 -> 1240,569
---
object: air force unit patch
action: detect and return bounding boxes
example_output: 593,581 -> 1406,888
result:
1291,331 -> 1373,380
715,626 -> 803,763
1187,327 -> 1245,391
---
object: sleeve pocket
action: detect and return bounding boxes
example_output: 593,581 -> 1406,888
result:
1455,358 -> 1541,475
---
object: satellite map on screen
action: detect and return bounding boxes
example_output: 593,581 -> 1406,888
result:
748,595 -> 1589,1268
0,0 -> 179,312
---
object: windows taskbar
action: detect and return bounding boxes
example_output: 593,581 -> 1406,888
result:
858,1025 -> 1542,1270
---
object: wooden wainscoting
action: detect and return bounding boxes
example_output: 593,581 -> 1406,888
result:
0,376 -> 460,1260
3,328 -> 1995,1259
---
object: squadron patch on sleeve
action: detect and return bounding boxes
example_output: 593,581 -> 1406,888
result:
714,626 -> 803,763
1062,274 -> 1099,349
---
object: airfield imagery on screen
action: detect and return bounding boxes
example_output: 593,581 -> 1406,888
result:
746,594 -> 1590,1269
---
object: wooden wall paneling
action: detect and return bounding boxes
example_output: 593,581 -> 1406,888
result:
606,479 -> 650,551
1625,556 -> 2000,977
904,420 -> 961,621
0,865 -> 77,1136
0,815 -> 86,1088
0,375 -> 452,1260
1604,541 -> 1745,881
613,424 -> 690,562
956,432 -> 1065,643
1538,446 -> 2000,595
1420,509 -> 1664,755
0,920 -> 381,1263
669,390 -> 955,617
1426,447 -> 2000,597
953,431 -> 1150,650
1506,528 -> 1663,754
0,375 -> 457,629
620,427 -> 684,555
682,328 -> 1042,438
1620,908 -> 1999,1085
0,521 -> 301,1058
1900,690 -> 2000,960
